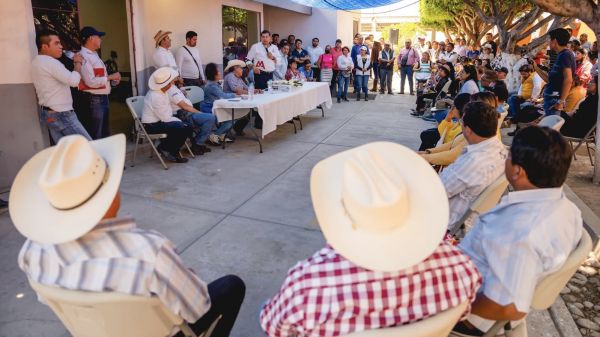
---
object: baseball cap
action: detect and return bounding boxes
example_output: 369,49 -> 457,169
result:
80,26 -> 106,40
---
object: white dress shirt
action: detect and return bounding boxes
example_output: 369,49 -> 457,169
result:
455,45 -> 468,57
142,89 -> 181,123
246,42 -> 279,72
153,47 -> 178,71
175,45 -> 205,81
440,137 -> 507,228
274,52 -> 288,80
167,86 -> 192,112
306,45 -> 324,67
79,46 -> 110,95
440,50 -> 459,64
31,54 -> 81,112
460,187 -> 582,332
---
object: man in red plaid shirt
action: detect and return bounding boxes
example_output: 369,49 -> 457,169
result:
259,142 -> 482,337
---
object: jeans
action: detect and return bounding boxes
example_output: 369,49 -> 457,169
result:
143,120 -> 193,156
174,275 -> 245,337
379,68 -> 393,93
41,108 -> 91,143
337,75 -> 350,98
355,74 -> 369,95
88,94 -> 110,139
416,92 -> 437,112
177,110 -> 216,145
507,95 -> 524,119
400,66 -> 414,93
543,94 -> 560,116
372,62 -> 380,81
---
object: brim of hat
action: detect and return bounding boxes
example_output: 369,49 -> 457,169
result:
155,31 -> 172,47
148,68 -> 178,91
224,61 -> 246,72
310,142 -> 449,272
9,134 -> 126,244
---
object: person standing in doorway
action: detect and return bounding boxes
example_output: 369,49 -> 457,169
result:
307,37 -> 324,83
31,30 -> 91,142
398,40 -> 419,95
378,42 -> 395,95
78,27 -> 120,140
176,31 -> 206,87
246,30 -> 279,90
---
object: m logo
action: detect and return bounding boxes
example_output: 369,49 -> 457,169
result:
256,61 -> 265,69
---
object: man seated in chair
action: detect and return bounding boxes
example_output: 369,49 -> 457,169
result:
260,142 -> 482,337
141,67 -> 193,163
560,75 -> 598,138
452,126 -> 583,336
12,134 -> 246,337
439,101 -> 507,233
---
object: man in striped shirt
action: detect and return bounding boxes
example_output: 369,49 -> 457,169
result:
440,101 -> 507,231
13,134 -> 245,337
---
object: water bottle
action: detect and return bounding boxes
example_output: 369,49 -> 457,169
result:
248,82 -> 254,100
267,80 -> 273,93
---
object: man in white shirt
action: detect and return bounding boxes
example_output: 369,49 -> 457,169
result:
142,67 -> 193,163
440,42 -> 459,65
455,38 -> 468,58
440,101 -> 507,231
416,36 -> 428,56
246,30 -> 279,90
274,44 -> 289,81
31,30 -> 91,142
153,30 -> 178,71
176,31 -> 206,87
78,27 -> 121,140
452,126 -> 582,336
306,37 -> 324,83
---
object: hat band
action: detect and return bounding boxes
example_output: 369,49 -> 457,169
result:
156,74 -> 173,86
52,161 -> 110,211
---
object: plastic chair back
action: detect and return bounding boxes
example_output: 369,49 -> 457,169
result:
182,86 -> 205,104
538,115 -> 565,131
470,174 -> 509,215
126,96 -> 145,120
28,280 -> 191,337
531,230 -> 592,310
341,301 -> 468,337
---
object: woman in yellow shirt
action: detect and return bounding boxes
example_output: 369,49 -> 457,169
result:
418,93 -> 471,151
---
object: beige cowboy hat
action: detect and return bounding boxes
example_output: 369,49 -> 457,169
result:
148,67 -> 179,91
310,142 -> 449,272
224,59 -> 247,72
154,30 -> 172,47
9,134 -> 126,244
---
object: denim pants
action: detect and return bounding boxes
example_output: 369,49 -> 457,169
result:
372,62 -> 380,81
543,94 -> 561,116
143,120 -> 192,155
400,66 -> 414,93
41,108 -> 91,143
88,94 -> 110,139
507,95 -> 524,119
355,74 -> 369,95
173,275 -> 245,337
177,110 -> 216,145
379,68 -> 393,93
337,74 -> 350,98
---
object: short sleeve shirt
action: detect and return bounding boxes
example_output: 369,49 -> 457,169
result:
545,49 -> 576,95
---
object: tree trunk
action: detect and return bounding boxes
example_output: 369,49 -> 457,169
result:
498,52 -> 523,94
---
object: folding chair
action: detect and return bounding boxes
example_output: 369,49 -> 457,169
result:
341,301 -> 469,337
564,126 -> 596,166
423,79 -> 452,114
481,230 -> 592,337
29,280 -> 221,337
181,86 -> 205,105
537,115 -> 565,131
126,96 -> 194,170
449,174 -> 509,237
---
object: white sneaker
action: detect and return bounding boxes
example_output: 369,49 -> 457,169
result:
219,134 -> 234,143
207,134 -> 221,146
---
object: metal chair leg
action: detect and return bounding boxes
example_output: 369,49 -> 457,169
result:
184,140 -> 195,158
586,142 -> 594,166
150,140 -> 168,170
132,135 -> 139,167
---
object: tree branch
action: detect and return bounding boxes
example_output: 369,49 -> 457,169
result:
464,0 -> 495,25
516,14 -> 556,41
529,0 -> 597,24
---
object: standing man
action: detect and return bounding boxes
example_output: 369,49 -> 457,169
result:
416,36 -> 428,55
272,34 -> 280,46
31,30 -> 91,142
246,30 -> 279,90
378,42 -> 395,95
483,33 -> 498,55
398,40 -> 419,95
153,30 -> 178,71
176,31 -> 206,87
306,37 -> 324,83
78,26 -> 120,140
534,28 -> 575,116
331,39 -> 344,94
290,39 -> 309,66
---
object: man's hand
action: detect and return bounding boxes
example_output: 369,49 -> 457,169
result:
254,67 -> 261,74
73,53 -> 83,64
108,72 -> 121,81
267,52 -> 274,60
552,101 -> 565,111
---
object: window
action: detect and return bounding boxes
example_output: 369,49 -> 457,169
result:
222,6 -> 260,68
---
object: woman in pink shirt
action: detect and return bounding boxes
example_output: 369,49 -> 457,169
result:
318,45 -> 334,87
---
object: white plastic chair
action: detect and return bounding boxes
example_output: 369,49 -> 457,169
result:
126,96 -> 194,170
480,230 -> 592,337
537,115 -> 565,131
341,301 -> 468,337
29,280 -> 221,337
181,86 -> 205,105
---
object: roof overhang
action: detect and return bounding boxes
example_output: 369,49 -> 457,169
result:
255,0 -> 312,15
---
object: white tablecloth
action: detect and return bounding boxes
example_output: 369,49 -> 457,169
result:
212,82 -> 333,137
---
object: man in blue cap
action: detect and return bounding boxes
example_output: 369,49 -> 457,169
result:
78,26 -> 121,139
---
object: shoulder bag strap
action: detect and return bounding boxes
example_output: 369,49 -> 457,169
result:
182,46 -> 201,77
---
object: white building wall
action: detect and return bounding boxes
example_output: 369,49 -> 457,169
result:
337,10 -> 358,48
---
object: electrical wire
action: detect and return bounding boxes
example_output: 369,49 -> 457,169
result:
319,0 -> 420,14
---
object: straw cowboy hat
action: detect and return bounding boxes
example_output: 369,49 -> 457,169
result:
154,30 -> 172,47
224,59 -> 247,72
9,134 -> 126,244
310,142 -> 449,272
148,67 -> 179,91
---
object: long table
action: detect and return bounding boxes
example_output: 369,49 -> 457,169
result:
212,82 -> 333,152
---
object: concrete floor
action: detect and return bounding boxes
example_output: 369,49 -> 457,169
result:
0,90 -> 571,337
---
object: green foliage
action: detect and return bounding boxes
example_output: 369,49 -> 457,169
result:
381,23 -> 423,49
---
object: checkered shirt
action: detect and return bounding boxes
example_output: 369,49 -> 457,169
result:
259,242 -> 481,337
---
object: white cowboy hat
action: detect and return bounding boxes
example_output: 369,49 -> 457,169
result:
360,46 -> 368,51
224,59 -> 247,72
9,134 -> 126,244
148,67 -> 179,91
310,142 -> 449,272
483,44 -> 493,50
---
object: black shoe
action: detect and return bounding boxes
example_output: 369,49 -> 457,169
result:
343,97 -> 349,102
191,143 -> 205,155
387,92 -> 393,95
356,95 -> 361,101
399,91 -> 404,95
337,97 -> 341,103
410,111 -> 423,116
507,130 -> 517,136
410,92 -> 415,96
379,90 -> 384,94
163,152 -> 188,163
364,94 -> 368,101
234,129 -> 246,137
